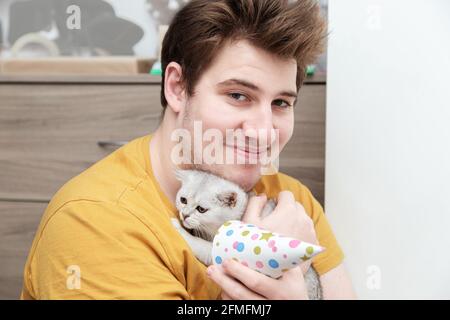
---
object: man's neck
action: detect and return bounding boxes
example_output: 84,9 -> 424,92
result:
149,112 -> 181,206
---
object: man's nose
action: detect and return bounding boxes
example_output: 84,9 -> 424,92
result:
242,106 -> 275,145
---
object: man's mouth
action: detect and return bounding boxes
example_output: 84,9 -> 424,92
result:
225,144 -> 269,154
226,145 -> 268,165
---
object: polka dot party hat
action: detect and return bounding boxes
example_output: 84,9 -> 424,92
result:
211,220 -> 325,279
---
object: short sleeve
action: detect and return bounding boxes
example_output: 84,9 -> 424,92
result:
24,200 -> 190,299
295,183 -> 345,276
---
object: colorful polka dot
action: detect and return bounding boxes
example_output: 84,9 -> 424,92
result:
223,221 -> 232,226
272,246 -> 277,252
216,242 -> 220,246
306,246 -> 314,255
289,239 -> 300,248
268,240 -> 276,248
283,254 -> 287,259
215,256 -> 222,264
233,241 -> 239,249
224,248 -> 228,252
253,246 -> 261,255
247,224 -> 255,227
226,230 -> 234,236
256,261 -> 264,268
236,242 -> 245,252
241,261 -> 248,267
268,259 -> 279,268
260,232 -> 274,241
241,230 -> 250,236
251,234 -> 259,240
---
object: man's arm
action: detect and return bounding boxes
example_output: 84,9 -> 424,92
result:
320,263 -> 357,299
22,201 -> 190,299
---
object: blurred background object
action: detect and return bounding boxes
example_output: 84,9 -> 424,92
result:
7,0 -> 53,45
0,0 -> 155,57
146,0 -> 188,25
10,32 -> 60,57
0,17 -> 3,52
0,0 -> 328,74
4,0 -> 144,57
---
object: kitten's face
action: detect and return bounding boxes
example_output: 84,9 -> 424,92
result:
175,169 -> 248,236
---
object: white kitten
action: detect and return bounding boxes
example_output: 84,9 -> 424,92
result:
171,169 -> 322,300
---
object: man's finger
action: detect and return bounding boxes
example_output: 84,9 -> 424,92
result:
272,191 -> 295,214
221,259 -> 277,296
242,194 -> 267,224
277,190 -> 295,204
281,266 -> 306,284
221,291 -> 232,300
207,265 -> 264,300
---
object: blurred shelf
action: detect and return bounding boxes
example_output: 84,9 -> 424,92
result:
0,72 -> 326,85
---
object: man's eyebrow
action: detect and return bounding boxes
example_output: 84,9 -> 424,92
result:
217,78 -> 298,99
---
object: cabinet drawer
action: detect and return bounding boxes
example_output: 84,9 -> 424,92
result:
0,83 -> 162,201
0,79 -> 326,204
0,201 -> 47,300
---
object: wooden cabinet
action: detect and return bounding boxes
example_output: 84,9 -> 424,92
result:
0,201 -> 47,299
0,74 -> 326,299
0,76 -> 162,201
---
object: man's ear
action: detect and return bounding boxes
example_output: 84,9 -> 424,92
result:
164,62 -> 187,114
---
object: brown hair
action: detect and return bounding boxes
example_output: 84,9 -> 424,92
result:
160,0 -> 327,110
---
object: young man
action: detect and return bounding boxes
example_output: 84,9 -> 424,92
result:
21,0 -> 355,299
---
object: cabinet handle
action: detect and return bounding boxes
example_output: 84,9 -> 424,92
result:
97,140 -> 128,148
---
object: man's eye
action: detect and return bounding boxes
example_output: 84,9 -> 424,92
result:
229,93 -> 248,102
196,206 -> 208,213
273,99 -> 292,108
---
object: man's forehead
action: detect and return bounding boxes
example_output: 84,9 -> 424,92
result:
206,40 -> 298,93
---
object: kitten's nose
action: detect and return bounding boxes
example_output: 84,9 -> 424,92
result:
182,213 -> 190,220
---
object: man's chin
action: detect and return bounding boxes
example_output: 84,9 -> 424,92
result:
179,163 -> 262,191
226,166 -> 261,191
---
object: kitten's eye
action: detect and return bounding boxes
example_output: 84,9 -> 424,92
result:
180,197 -> 187,204
196,206 -> 208,213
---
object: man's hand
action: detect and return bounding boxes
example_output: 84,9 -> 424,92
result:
243,191 -> 319,274
208,259 -> 309,300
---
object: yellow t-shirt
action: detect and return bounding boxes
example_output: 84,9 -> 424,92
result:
20,134 -> 344,300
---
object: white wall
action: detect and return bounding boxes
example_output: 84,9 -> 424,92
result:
326,0 -> 450,299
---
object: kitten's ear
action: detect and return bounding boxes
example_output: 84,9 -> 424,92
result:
217,191 -> 238,208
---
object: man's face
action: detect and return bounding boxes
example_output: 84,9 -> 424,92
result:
179,40 -> 296,191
